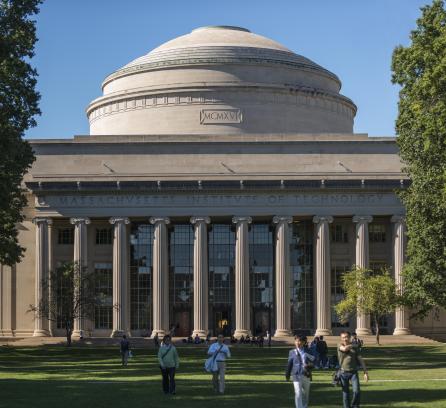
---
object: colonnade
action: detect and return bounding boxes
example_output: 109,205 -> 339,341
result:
32,214 -> 410,337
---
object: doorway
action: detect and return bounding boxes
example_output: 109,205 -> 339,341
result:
213,308 -> 232,336
172,308 -> 191,337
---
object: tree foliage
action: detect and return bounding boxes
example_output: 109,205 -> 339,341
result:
391,0 -> 446,318
335,267 -> 401,344
29,262 -> 101,346
0,0 -> 41,265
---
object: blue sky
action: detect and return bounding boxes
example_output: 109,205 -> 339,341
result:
26,0 -> 429,139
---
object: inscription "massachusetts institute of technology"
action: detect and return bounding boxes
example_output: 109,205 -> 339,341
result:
200,109 -> 242,124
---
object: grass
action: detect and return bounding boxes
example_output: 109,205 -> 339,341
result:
1,343 -> 446,408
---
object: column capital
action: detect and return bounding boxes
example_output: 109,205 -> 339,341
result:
33,217 -> 53,225
391,215 -> 406,224
312,215 -> 333,224
232,216 -> 252,224
190,216 -> 211,225
150,216 -> 170,225
70,217 -> 91,225
353,215 -> 373,224
273,216 -> 293,225
109,217 -> 130,225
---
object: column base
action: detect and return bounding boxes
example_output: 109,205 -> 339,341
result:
0,329 -> 14,337
314,328 -> 333,336
33,329 -> 51,337
274,329 -> 292,337
192,329 -> 207,338
393,327 -> 411,336
234,329 -> 251,339
111,330 -> 126,338
72,330 -> 86,339
355,328 -> 372,336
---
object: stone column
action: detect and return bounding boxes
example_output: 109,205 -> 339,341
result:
392,215 -> 411,335
232,216 -> 252,338
191,216 -> 210,338
70,217 -> 90,337
273,216 -> 293,337
0,265 -> 14,337
353,215 -> 373,336
150,217 -> 170,338
313,216 -> 334,336
110,217 -> 130,337
33,217 -> 52,337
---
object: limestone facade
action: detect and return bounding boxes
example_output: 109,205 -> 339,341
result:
1,26 -> 446,339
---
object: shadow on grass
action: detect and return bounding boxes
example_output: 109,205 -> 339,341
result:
1,345 -> 445,408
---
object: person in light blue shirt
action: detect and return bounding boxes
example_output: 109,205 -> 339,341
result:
286,335 -> 312,408
207,334 -> 231,394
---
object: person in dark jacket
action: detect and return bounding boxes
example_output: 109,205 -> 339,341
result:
316,335 -> 329,369
286,335 -> 312,408
120,335 -> 130,367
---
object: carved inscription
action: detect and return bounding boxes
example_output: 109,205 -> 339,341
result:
200,109 -> 242,124
37,193 -> 400,209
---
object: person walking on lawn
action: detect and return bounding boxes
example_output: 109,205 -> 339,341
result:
158,335 -> 180,395
286,335 -> 313,408
120,335 -> 130,367
316,335 -> 329,369
338,331 -> 369,408
207,334 -> 231,394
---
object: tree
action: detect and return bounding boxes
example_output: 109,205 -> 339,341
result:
391,0 -> 446,318
29,262 -> 102,346
0,0 -> 41,265
334,267 -> 402,345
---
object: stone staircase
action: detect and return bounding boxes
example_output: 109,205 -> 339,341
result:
1,334 -> 443,348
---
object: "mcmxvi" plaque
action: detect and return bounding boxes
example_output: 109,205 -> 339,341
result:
200,109 -> 243,124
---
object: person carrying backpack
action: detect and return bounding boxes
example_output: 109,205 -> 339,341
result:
158,335 -> 179,395
207,334 -> 231,394
286,335 -> 313,408
338,331 -> 369,408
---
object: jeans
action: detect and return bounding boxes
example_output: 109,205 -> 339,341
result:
212,361 -> 226,393
121,350 -> 129,366
340,371 -> 360,408
293,375 -> 311,408
160,366 -> 176,394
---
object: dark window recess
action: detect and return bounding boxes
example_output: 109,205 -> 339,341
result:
58,228 -> 74,245
96,228 -> 113,245
331,224 -> 349,243
369,224 -> 387,243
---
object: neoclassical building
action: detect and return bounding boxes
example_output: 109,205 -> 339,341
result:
1,26 -> 445,339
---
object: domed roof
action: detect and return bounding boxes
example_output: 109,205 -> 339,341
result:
104,26 -> 339,87
88,26 -> 356,136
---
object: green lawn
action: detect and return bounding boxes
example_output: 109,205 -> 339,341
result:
1,344 -> 445,408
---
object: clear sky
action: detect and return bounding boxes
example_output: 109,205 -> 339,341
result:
25,0 -> 430,139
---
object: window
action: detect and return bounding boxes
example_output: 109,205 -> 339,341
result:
331,263 -> 350,327
94,263 -> 113,329
96,228 -> 113,245
249,224 -> 274,306
209,224 -> 235,305
331,224 -> 349,243
130,224 -> 153,331
369,223 -> 386,243
370,261 -> 388,274
290,221 -> 314,331
58,228 -> 74,245
169,225 -> 193,306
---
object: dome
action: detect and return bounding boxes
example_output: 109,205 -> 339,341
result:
87,26 -> 356,136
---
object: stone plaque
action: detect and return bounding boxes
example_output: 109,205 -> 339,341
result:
200,109 -> 242,124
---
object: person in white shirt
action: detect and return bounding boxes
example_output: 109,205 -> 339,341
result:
207,334 -> 231,394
